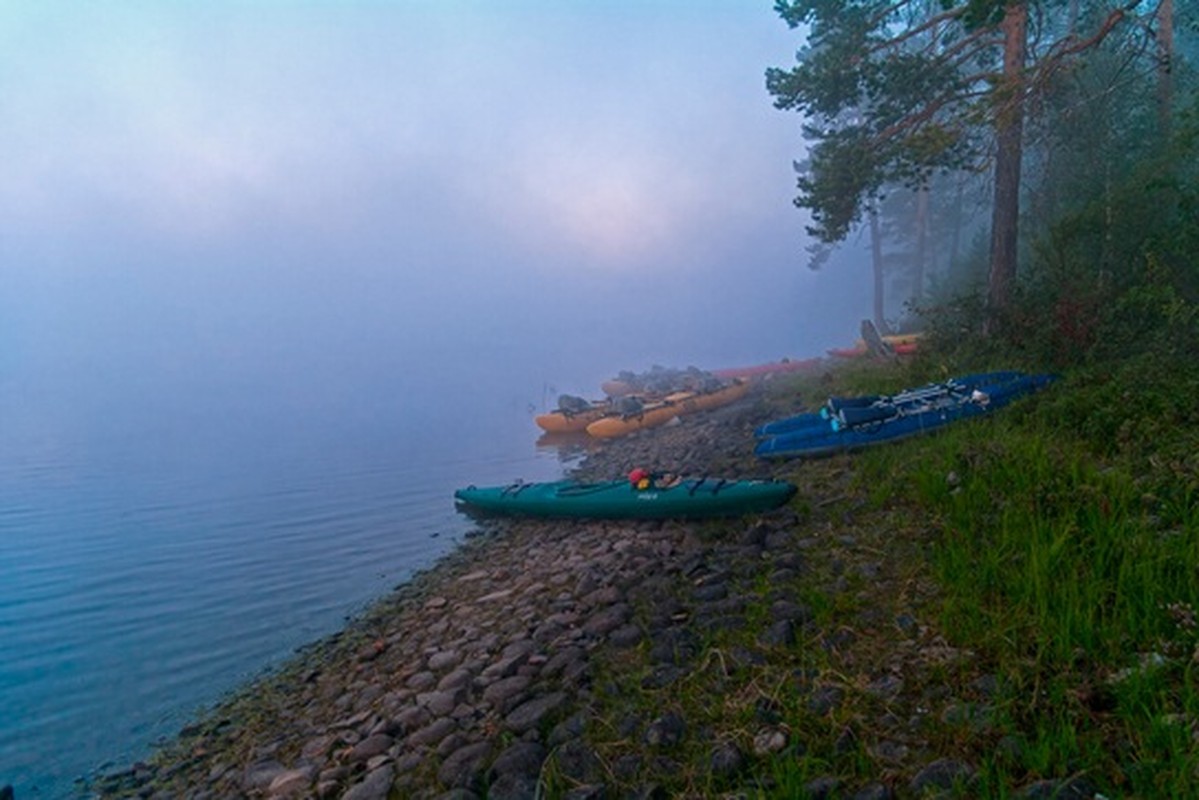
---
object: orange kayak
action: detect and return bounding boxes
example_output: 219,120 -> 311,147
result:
585,382 -> 750,439
535,406 -> 613,434
829,333 -> 923,359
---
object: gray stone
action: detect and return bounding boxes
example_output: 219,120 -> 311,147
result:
941,701 -> 992,729
857,561 -> 882,578
582,603 -> 631,636
501,639 -> 538,660
431,790 -> 480,800
451,701 -> 481,722
266,767 -> 314,797
532,619 -> 567,643
752,728 -> 787,755
367,717 -> 399,738
708,596 -> 748,615
540,646 -> 585,679
804,776 -> 842,799
563,785 -> 606,800
648,628 -> 699,665
317,765 -> 350,785
640,664 -> 688,688
612,753 -> 642,780
695,613 -> 746,633
727,646 -> 766,669
438,666 -> 475,690
759,619 -> 796,647
808,685 -> 843,715
348,733 -> 393,763
770,600 -> 812,624
341,764 -> 394,800
709,743 -> 744,777
822,627 -> 857,651
740,521 -> 770,546
483,675 -> 532,710
582,585 -> 622,607
489,741 -> 547,780
551,739 -> 601,782
407,716 -> 457,747
851,783 -> 893,800
643,712 -> 686,748
242,760 -> 287,791
417,687 -> 465,716
483,651 -> 530,681
437,732 -> 471,758
763,530 -> 792,550
871,740 -> 909,764
769,568 -> 798,583
505,691 -> 567,733
437,741 -> 494,789
395,705 -> 432,734
773,551 -> 806,570
970,673 -> 1001,698
547,713 -> 587,747
627,783 -> 668,800
866,675 -> 904,699
407,671 -> 438,691
692,582 -> 727,602
487,773 -> 540,800
394,752 -> 425,774
575,572 -> 600,596
427,649 -> 462,672
909,758 -> 974,793
609,623 -> 643,648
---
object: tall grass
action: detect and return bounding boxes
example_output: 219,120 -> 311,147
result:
857,360 -> 1199,791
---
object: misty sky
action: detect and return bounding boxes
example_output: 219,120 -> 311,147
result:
0,1 -> 874,416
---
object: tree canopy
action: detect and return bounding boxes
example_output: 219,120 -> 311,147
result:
766,0 -> 1154,315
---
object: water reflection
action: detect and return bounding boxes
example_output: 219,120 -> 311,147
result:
534,431 -> 602,469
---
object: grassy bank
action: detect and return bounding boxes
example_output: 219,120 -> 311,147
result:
562,353 -> 1199,798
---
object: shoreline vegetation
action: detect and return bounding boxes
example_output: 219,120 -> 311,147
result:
87,355 -> 1199,798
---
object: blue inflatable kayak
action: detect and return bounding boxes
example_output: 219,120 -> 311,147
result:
755,371 -> 1026,439
755,373 -> 1056,460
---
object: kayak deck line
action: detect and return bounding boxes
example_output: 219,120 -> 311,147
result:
454,477 -> 796,520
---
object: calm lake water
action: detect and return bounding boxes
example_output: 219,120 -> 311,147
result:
0,367 -> 577,798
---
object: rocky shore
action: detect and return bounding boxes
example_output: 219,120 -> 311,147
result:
91,382 -> 1072,799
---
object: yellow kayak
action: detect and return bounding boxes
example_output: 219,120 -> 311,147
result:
585,382 -> 749,439
535,407 -> 612,434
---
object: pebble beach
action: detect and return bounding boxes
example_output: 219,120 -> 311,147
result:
85,381 -> 1049,799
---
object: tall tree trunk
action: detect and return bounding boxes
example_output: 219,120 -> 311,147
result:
949,181 -> 963,276
986,1 -> 1027,321
913,187 -> 929,306
869,206 -> 886,332
1158,0 -> 1174,139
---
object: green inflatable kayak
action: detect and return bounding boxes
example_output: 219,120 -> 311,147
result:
454,477 -> 796,520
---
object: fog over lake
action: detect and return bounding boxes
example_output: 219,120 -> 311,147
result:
0,2 -> 876,796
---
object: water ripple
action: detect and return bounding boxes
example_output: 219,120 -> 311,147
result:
0,423 -> 562,798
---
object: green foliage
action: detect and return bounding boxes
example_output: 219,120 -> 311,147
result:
767,0 -> 977,242
915,91 -> 1199,371
850,347 -> 1199,793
